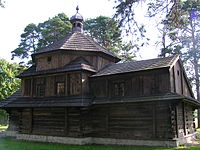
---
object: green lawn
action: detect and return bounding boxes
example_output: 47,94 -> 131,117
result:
0,137 -> 199,150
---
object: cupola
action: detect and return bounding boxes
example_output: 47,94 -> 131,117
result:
70,6 -> 84,33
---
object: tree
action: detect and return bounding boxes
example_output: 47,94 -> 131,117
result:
11,23 -> 40,60
37,13 -> 71,49
0,59 -> 24,125
11,13 -> 72,61
119,42 -> 137,62
113,0 -> 187,32
0,59 -> 24,100
84,16 -> 122,54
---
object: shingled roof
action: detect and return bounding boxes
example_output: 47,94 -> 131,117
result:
92,55 -> 179,77
19,57 -> 97,77
33,32 -> 119,61
0,91 -> 91,108
1,91 -> 199,108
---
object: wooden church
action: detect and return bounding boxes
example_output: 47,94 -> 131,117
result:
0,8 -> 200,147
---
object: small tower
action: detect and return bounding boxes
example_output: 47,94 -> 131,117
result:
70,6 -> 84,33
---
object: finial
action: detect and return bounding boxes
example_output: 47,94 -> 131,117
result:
76,5 -> 79,13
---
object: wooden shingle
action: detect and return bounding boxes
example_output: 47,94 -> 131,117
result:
33,32 -> 119,61
92,55 -> 179,77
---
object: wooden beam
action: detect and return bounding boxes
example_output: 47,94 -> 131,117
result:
64,108 -> 68,136
29,108 -> 33,134
106,107 -> 110,136
175,105 -> 179,138
152,102 -> 156,138
172,66 -> 176,93
180,70 -> 184,95
182,102 -> 186,135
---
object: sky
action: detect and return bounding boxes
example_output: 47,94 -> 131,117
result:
0,0 -> 159,63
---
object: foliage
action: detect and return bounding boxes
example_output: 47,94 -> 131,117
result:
118,42 -> 137,62
0,59 -> 24,101
84,16 -> 122,54
11,13 -> 72,61
0,137 -> 200,150
113,0 -> 191,32
84,16 -> 136,61
0,59 -> 24,125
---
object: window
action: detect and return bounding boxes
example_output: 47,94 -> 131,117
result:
47,56 -> 52,63
113,82 -> 125,97
55,75 -> 65,96
68,73 -> 81,95
36,78 -> 45,97
56,82 -> 65,96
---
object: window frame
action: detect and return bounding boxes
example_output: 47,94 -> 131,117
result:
36,78 -> 45,97
56,82 -> 65,96
112,81 -> 125,97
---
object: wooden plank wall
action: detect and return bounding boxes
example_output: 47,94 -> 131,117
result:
35,52 -> 114,71
91,69 -> 170,102
7,110 -> 20,131
22,71 -> 91,97
176,102 -> 195,137
12,107 -> 88,137
8,101 -> 195,139
32,108 -> 65,136
91,101 -> 174,140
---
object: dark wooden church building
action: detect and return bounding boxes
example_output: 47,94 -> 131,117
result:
0,8 -> 200,147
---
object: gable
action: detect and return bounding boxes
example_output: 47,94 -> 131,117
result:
169,59 -> 194,98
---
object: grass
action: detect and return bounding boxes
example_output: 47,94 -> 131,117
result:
0,125 -> 8,132
0,137 -> 199,150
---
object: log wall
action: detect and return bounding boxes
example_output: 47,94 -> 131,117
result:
91,101 -> 175,140
91,69 -> 170,102
22,71 -> 91,97
35,51 -> 114,71
8,100 -> 196,140
176,102 -> 195,137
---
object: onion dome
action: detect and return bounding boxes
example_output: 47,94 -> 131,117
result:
70,6 -> 84,33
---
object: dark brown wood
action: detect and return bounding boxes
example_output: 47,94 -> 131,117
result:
175,105 -> 179,138
182,102 -> 186,135
4,42 -> 198,143
64,108 -> 68,136
152,103 -> 156,138
172,66 -> 176,93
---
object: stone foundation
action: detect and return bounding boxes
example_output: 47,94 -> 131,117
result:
1,131 -> 199,147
